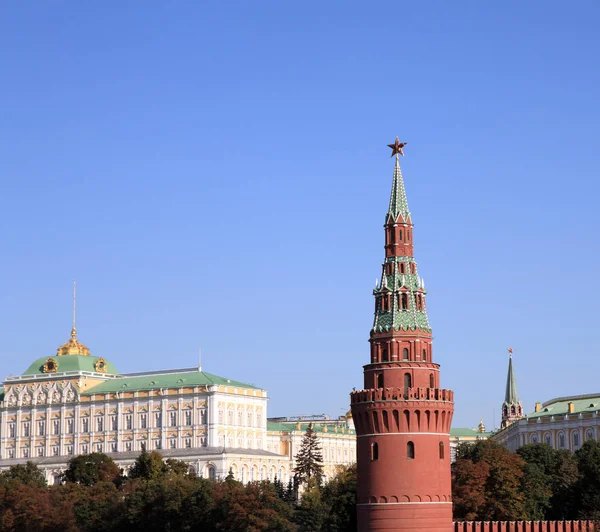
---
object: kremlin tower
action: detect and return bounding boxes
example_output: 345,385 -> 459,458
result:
350,139 -> 454,531
501,348 -> 523,429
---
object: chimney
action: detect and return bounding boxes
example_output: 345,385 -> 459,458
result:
535,402 -> 541,412
568,402 -> 575,414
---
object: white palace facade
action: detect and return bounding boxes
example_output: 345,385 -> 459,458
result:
0,325 -> 356,484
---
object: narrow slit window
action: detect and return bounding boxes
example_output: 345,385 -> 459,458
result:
371,442 -> 379,461
407,441 -> 415,459
439,442 -> 444,459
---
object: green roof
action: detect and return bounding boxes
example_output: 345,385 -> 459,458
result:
83,370 -> 259,395
23,355 -> 119,377
387,156 -> 411,222
526,394 -> 600,419
450,428 -> 492,438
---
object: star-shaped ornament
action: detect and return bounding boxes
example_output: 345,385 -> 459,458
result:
388,137 -> 407,157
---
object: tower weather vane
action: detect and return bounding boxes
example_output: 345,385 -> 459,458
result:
508,347 -> 513,357
387,137 -> 407,158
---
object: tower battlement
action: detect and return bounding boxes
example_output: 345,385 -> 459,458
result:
350,387 -> 454,404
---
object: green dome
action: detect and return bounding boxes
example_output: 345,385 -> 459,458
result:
23,355 -> 119,376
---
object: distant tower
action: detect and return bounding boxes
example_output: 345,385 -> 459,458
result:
501,348 -> 523,429
350,140 -> 454,532
477,417 -> 486,433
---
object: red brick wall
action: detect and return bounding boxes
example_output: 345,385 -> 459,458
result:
453,521 -> 594,532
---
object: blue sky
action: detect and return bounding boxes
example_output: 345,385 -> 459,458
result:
1,2 -> 599,428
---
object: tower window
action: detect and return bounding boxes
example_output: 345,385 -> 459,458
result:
430,374 -> 434,388
402,348 -> 409,360
407,441 -> 415,459
399,230 -> 403,240
382,348 -> 388,362
377,373 -> 384,389
371,442 -> 379,461
401,293 -> 408,310
422,348 -> 427,362
400,263 -> 405,274
439,442 -> 444,459
403,373 -> 412,399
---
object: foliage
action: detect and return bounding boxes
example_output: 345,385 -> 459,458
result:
321,464 -> 357,532
293,423 -> 324,486
62,453 -> 122,486
452,440 -> 525,521
0,462 -> 47,488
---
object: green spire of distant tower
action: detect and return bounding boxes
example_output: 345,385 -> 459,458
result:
504,352 -> 519,404
501,348 -> 523,429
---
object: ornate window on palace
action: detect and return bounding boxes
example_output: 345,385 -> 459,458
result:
67,419 -> 74,434
558,433 -> 565,448
185,411 -> 192,425
587,429 -> 595,441
23,422 -> 30,438
111,416 -> 118,431
8,424 -> 15,438
140,414 -> 147,429
125,442 -> 132,452
38,421 -> 45,436
82,419 -> 89,433
545,433 -> 551,445
170,412 -> 177,427
96,417 -> 103,432
126,415 -> 132,430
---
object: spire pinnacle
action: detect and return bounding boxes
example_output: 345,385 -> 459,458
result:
72,280 -> 77,338
57,282 -> 90,356
386,140 -> 411,222
504,348 -> 519,404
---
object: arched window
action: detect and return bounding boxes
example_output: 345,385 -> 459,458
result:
382,348 -> 388,362
402,348 -> 409,360
429,374 -> 434,388
545,433 -> 551,445
422,349 -> 427,361
531,434 -> 538,444
587,429 -> 595,441
401,293 -> 408,310
407,441 -> 415,459
371,442 -> 378,461
511,406 -> 516,415
377,373 -> 384,389
574,432 -> 580,449
559,433 -> 565,448
439,442 -> 444,459
207,465 -> 216,481
399,230 -> 403,241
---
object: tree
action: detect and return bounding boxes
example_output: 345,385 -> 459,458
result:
62,453 -> 122,486
0,462 -> 47,488
295,478 -> 326,531
575,439 -> 600,520
452,440 -> 525,521
129,449 -> 168,481
293,423 -> 324,485
321,464 -> 357,532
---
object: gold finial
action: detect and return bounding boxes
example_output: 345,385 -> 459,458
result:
57,282 -> 90,356
507,347 -> 513,357
478,417 -> 486,433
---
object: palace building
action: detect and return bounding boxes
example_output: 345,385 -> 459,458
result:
492,352 -> 600,453
350,140 -> 455,531
0,322 -> 355,484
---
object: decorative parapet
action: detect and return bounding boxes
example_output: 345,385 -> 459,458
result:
453,521 -> 593,532
350,387 -> 454,404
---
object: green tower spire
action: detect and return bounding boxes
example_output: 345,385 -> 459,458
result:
504,352 -> 519,404
386,155 -> 411,223
372,151 -> 430,334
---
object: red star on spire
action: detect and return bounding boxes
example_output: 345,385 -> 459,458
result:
387,137 -> 407,157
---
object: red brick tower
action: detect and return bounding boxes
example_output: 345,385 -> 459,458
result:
350,139 -> 454,531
